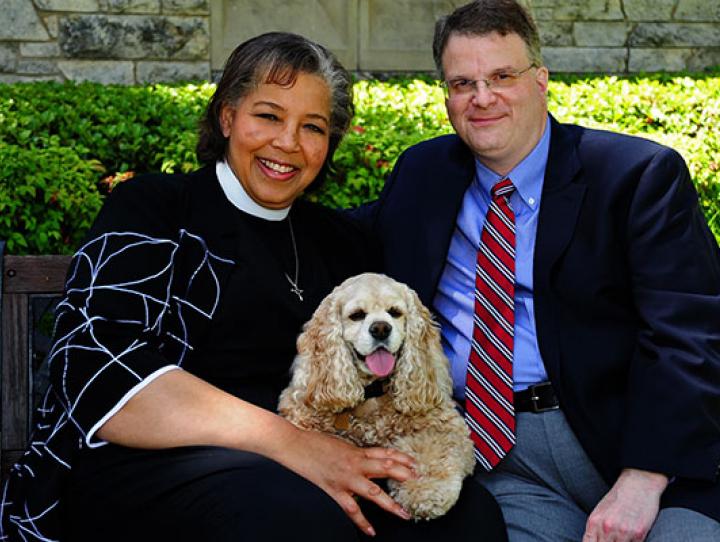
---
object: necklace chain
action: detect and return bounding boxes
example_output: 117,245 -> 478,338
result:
285,215 -> 303,301
224,160 -> 302,301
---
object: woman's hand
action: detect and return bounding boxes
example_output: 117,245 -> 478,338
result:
277,429 -> 417,536
96,370 -> 416,536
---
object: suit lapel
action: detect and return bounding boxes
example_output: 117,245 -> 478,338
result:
536,119 -> 586,275
534,117 -> 586,379
413,138 -> 476,305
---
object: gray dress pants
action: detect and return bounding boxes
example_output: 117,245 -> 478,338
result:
474,410 -> 720,541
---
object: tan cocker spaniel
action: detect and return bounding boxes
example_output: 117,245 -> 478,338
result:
278,273 -> 475,520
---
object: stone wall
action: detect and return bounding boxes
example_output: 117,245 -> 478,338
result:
2,0 -> 211,83
535,0 -> 720,73
1,0 -> 719,84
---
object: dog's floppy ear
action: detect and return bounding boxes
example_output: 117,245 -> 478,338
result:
391,284 -> 453,414
292,285 -> 364,412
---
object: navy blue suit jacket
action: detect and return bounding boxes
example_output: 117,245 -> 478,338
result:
354,117 -> 720,521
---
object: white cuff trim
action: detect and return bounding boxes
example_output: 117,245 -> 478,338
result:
85,365 -> 183,448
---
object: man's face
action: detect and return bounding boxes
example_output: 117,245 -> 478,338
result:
442,32 -> 549,175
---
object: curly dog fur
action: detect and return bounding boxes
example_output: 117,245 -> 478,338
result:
278,273 -> 475,519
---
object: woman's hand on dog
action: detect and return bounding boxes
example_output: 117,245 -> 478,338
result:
279,428 -> 417,536
94,370 -> 415,535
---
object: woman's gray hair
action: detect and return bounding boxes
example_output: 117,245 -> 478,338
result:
197,32 -> 353,191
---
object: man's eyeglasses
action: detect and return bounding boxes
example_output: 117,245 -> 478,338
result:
442,64 -> 537,98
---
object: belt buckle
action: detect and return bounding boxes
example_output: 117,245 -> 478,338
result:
528,382 -> 559,413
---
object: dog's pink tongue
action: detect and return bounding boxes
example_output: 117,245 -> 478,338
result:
365,349 -> 396,377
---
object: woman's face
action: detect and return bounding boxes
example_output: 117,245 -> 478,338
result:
220,72 -> 332,209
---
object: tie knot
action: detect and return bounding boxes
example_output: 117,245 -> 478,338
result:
492,178 -> 515,200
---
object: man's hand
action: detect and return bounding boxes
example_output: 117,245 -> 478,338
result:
583,468 -> 668,542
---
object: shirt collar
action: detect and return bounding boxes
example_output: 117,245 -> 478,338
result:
216,160 -> 290,221
474,116 -> 551,210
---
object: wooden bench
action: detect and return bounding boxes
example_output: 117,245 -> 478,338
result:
0,241 -> 72,481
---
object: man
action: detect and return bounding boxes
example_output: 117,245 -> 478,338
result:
354,0 -> 720,540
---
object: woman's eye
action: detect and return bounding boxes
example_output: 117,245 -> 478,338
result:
349,310 -> 366,322
256,113 -> 278,121
305,123 -> 326,135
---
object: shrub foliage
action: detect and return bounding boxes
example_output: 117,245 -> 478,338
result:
0,144 -> 103,253
0,74 -> 718,254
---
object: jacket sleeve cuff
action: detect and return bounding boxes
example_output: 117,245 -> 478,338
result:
85,365 -> 183,447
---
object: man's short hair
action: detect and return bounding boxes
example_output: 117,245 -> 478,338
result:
433,0 -> 543,78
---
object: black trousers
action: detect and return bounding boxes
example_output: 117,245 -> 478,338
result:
64,445 -> 507,541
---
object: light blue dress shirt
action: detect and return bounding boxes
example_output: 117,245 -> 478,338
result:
433,118 -> 551,399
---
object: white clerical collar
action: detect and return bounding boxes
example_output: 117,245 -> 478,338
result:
216,160 -> 290,221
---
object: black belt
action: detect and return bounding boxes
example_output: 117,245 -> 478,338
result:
514,382 -> 559,413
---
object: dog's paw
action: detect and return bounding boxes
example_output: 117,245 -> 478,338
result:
388,476 -> 463,520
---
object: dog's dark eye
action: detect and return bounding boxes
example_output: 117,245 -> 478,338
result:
388,307 -> 404,318
349,310 -> 366,321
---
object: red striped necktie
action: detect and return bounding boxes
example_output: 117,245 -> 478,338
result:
465,178 -> 516,471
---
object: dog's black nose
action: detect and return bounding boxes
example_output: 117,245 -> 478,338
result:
369,321 -> 392,340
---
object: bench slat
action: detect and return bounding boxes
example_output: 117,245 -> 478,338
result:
1,293 -> 30,450
1,251 -> 71,482
3,255 -> 72,294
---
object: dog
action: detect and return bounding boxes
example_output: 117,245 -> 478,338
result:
278,273 -> 475,520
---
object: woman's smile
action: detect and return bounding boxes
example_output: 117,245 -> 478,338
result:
220,71 -> 332,209
257,157 -> 298,176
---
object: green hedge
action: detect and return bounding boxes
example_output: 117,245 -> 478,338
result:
0,82 -> 213,175
0,73 -> 718,254
0,144 -> 103,253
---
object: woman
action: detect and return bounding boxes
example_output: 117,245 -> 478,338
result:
0,32 -> 506,541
